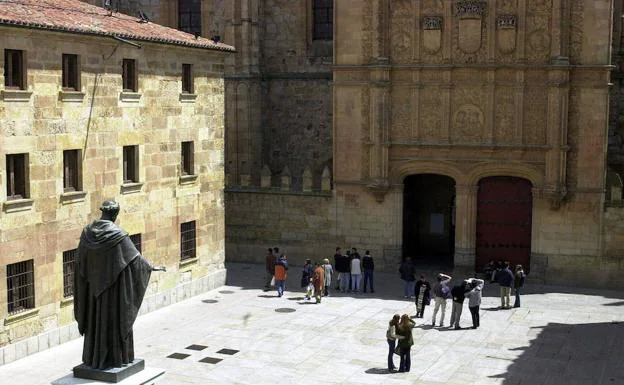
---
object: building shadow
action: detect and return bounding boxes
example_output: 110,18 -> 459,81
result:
488,321 -> 624,384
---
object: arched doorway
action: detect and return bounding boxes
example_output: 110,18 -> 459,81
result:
476,176 -> 533,271
403,174 -> 456,264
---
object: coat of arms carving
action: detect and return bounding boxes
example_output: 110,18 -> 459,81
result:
496,14 -> 517,54
423,16 -> 443,54
456,0 -> 487,54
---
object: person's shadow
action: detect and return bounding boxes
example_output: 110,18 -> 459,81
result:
365,368 -> 393,375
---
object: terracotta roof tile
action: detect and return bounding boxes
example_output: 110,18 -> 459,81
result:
0,0 -> 235,52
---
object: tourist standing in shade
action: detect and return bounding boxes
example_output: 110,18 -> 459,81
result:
465,278 -> 485,329
333,247 -> 343,290
399,257 -> 416,298
362,250 -> 375,293
274,254 -> 288,297
397,314 -> 415,372
264,248 -> 276,291
321,258 -> 333,296
513,264 -> 526,308
449,280 -> 469,329
414,274 -> 431,318
350,252 -> 362,293
385,314 -> 403,372
301,259 -> 313,300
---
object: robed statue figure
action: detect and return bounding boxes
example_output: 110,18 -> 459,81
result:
74,200 -> 164,370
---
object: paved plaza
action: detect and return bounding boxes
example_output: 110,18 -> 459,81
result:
1,262 -> 624,385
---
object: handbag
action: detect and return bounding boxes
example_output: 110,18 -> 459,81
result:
270,276 -> 275,287
393,345 -> 401,355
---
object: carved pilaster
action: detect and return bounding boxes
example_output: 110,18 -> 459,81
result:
441,71 -> 452,142
514,71 -> 525,144
454,184 -> 478,268
372,0 -> 390,60
443,0 -> 453,62
516,0 -> 527,62
411,71 -> 421,140
485,70 -> 495,143
487,0 -> 497,61
414,0 -> 421,62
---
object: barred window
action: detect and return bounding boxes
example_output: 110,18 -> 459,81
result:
130,233 -> 142,254
179,0 -> 202,36
312,0 -> 333,40
180,221 -> 196,260
181,141 -> 194,176
7,259 -> 35,314
63,149 -> 82,192
4,49 -> 26,90
62,249 -> 77,298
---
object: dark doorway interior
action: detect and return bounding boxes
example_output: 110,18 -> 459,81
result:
403,174 -> 455,264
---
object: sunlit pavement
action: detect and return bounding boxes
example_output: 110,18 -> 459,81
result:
2,262 -> 623,385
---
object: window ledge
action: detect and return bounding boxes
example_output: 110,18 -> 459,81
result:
4,308 -> 39,326
60,191 -> 87,204
59,90 -> 85,102
179,257 -> 198,269
60,297 -> 74,307
120,91 -> 141,102
120,182 -> 144,194
2,89 -> 32,102
179,174 -> 198,185
179,93 -> 198,102
3,198 -> 34,213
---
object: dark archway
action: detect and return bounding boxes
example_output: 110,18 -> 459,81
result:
476,176 -> 533,271
402,174 -> 456,264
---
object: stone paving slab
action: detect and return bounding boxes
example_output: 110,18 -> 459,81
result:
1,262 -> 624,385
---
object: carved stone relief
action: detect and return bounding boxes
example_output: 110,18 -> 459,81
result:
420,88 -> 442,141
453,103 -> 484,143
526,0 -> 552,63
391,1 -> 414,62
456,0 -> 487,54
496,15 -> 517,55
569,0 -> 584,64
423,16 -> 443,54
391,88 -> 412,139
523,86 -> 548,145
494,88 -> 516,143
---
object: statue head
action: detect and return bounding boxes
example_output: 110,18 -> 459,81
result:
100,200 -> 120,222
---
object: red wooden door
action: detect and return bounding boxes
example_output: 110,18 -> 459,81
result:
476,177 -> 532,271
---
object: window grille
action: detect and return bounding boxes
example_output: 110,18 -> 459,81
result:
312,0 -> 333,40
7,259 -> 35,314
62,249 -> 77,298
180,221 -> 196,260
178,0 -> 202,36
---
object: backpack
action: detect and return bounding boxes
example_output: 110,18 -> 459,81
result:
439,282 -> 451,299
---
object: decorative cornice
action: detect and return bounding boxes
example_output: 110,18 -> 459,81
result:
455,1 -> 487,18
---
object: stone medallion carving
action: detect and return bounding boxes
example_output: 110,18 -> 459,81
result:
496,15 -> 517,54
456,0 -> 487,54
453,104 -> 484,140
528,28 -> 550,52
423,16 -> 443,54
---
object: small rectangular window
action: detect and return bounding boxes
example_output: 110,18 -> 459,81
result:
181,141 -> 194,176
7,259 -> 35,314
4,49 -> 26,90
62,249 -> 77,298
180,221 -> 196,260
182,63 -> 194,94
130,233 -> 142,253
6,153 -> 28,200
62,54 -> 79,91
122,59 -> 137,92
312,0 -> 333,40
123,145 -> 139,183
63,149 -> 82,192
178,0 -> 202,36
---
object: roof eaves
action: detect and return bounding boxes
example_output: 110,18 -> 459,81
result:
0,18 -> 236,53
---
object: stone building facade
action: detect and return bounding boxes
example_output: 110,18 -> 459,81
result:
73,1 -> 624,287
0,0 -> 232,364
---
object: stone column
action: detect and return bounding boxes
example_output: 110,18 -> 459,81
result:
454,184 -> 478,268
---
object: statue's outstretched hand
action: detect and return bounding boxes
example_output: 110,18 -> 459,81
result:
152,266 -> 167,272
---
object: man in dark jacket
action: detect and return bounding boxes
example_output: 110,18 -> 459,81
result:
399,257 -> 416,298
362,250 -> 375,293
449,280 -> 469,329
497,261 -> 515,309
333,247 -> 342,289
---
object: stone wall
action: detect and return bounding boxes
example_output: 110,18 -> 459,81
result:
0,27 -> 228,352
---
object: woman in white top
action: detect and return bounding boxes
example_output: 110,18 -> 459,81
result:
386,314 -> 403,371
465,278 -> 485,329
350,255 -> 362,293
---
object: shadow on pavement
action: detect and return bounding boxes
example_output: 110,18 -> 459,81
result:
490,322 -> 624,384
365,368 -> 393,375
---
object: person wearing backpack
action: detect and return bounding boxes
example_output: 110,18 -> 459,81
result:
431,273 -> 452,327
513,264 -> 526,308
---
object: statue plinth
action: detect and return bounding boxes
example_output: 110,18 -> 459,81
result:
73,359 -> 145,383
52,363 -> 165,384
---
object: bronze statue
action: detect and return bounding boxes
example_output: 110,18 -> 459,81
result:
74,200 -> 165,370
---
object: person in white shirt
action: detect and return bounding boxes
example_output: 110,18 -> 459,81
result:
350,254 -> 362,293
465,278 -> 485,329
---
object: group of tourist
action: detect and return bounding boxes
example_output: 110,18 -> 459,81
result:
385,260 -> 527,373
333,246 -> 375,293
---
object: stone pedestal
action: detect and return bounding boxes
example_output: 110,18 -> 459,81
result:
52,364 -> 164,385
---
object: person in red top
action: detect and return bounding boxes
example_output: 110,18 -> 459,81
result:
264,248 -> 276,291
274,254 -> 288,297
